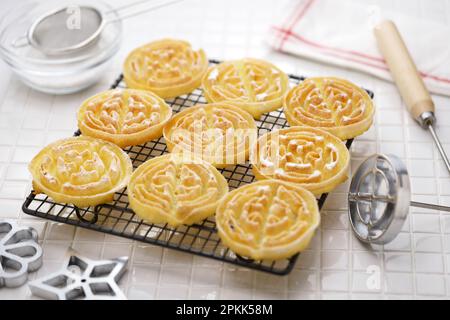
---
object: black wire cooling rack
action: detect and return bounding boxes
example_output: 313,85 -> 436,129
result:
22,60 -> 373,275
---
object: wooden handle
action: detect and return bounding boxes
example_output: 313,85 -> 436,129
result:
374,20 -> 434,119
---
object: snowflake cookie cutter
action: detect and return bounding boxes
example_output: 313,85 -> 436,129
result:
29,248 -> 128,300
0,220 -> 43,288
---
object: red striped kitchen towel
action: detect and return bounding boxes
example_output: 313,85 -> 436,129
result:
268,0 -> 450,96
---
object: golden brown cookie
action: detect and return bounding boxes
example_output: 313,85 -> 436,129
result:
128,154 -> 228,227
77,89 -> 172,148
252,127 -> 350,195
202,58 -> 289,118
29,136 -> 132,207
284,77 -> 375,140
216,180 -> 320,260
124,39 -> 208,98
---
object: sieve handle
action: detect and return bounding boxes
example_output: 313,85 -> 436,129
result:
105,0 -> 185,24
374,20 -> 434,119
11,35 -> 30,48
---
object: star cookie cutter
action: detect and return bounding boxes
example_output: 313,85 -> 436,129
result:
29,248 -> 128,300
0,220 -> 43,288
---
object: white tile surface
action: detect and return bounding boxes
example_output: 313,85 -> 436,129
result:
416,274 -> 447,296
384,273 -> 414,295
1,0 -> 450,300
321,271 -> 349,292
384,253 -> 413,272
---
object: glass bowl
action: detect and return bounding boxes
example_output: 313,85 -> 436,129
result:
0,0 -> 122,94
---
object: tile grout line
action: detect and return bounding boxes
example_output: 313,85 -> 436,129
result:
434,0 -> 449,298
217,262 -> 226,300
401,96 -> 418,299
374,81 -> 387,297
15,86 -> 32,226
123,241 -> 137,297
348,138 -> 355,297
154,249 -> 166,300
27,89 -> 56,266
187,250 -> 195,299
317,226 -> 322,298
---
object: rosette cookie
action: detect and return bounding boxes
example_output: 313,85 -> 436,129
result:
252,127 -> 350,195
202,58 -> 289,119
77,89 -> 172,148
163,103 -> 257,167
128,155 -> 228,227
284,77 -> 375,140
216,180 -> 320,260
124,39 -> 208,98
29,136 -> 132,207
